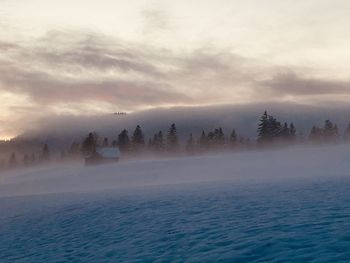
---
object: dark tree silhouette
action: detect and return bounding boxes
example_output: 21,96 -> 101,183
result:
309,120 -> 338,143
156,131 -> 164,150
290,123 -> 296,141
280,122 -> 290,139
198,130 -> 208,150
214,128 -> 225,147
257,111 -> 282,144
167,123 -> 178,150
150,131 -> 164,151
323,120 -> 333,139
269,116 -> 282,138
132,125 -> 145,151
323,120 -> 338,141
257,111 -> 270,143
207,131 -> 215,147
118,129 -> 130,152
82,132 -> 98,156
229,129 -> 237,147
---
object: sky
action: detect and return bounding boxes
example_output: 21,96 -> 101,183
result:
0,0 -> 350,139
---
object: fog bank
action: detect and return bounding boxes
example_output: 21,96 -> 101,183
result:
21,102 -> 350,139
1,144 -> 349,198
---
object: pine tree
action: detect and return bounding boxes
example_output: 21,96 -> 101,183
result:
229,129 -> 237,148
257,111 -> 270,143
289,123 -> 296,141
118,129 -> 130,152
280,122 -> 290,140
132,125 -> 145,151
207,131 -> 215,147
269,116 -> 282,138
151,131 -> 164,151
214,128 -> 225,147
323,120 -> 334,140
167,123 -> 178,150
323,120 -> 338,142
257,111 -> 282,144
198,131 -> 207,151
81,132 -> 97,156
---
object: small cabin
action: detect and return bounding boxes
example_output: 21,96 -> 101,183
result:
85,147 -> 121,166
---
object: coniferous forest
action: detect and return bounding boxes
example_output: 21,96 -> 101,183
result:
1,111 -> 349,171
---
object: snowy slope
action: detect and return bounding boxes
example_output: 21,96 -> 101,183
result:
2,144 -> 350,262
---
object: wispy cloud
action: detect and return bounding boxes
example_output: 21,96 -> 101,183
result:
260,72 -> 350,96
0,31 -> 255,110
1,30 -> 350,138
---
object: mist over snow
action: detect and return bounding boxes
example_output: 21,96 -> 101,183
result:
1,143 -> 350,198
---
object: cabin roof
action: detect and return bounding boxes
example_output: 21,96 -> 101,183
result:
96,147 -> 121,158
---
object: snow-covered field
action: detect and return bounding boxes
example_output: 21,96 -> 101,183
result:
1,144 -> 350,262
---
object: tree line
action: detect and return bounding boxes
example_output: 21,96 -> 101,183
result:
3,111 -> 350,170
5,143 -> 50,169
78,122 -> 251,158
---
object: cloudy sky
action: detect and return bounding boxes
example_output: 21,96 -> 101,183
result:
0,0 -> 350,139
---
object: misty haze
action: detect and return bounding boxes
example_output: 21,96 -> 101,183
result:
1,1 -> 350,262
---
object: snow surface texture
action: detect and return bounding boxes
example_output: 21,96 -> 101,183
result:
1,144 -> 350,262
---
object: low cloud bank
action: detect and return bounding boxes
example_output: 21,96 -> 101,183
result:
20,102 -> 350,144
